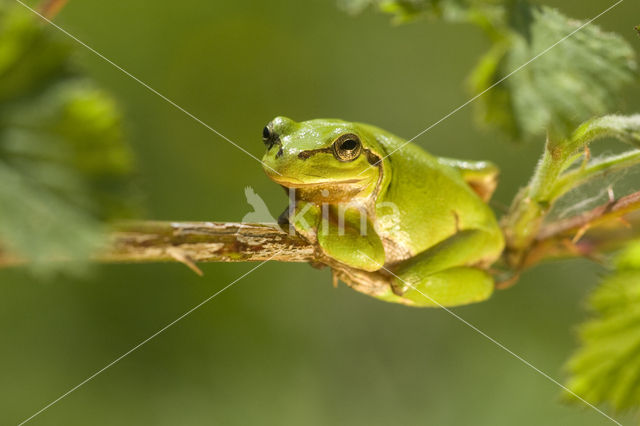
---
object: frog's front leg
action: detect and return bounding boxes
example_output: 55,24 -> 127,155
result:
285,202 -> 385,272
388,229 -> 502,307
316,205 -> 385,272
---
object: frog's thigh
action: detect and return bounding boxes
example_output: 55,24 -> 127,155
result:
395,266 -> 494,307
397,229 -> 501,278
387,229 -> 500,307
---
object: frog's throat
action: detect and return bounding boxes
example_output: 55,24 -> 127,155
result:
272,177 -> 372,204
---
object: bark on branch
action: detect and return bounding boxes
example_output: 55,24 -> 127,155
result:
1,191 -> 639,276
103,221 -> 315,265
0,222 -> 315,271
104,191 -> 640,269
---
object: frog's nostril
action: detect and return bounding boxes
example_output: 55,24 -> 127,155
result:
276,146 -> 284,158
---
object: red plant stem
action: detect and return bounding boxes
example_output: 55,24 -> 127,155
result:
38,0 -> 69,20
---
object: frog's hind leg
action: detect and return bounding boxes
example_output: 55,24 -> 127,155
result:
385,229 -> 502,307
437,158 -> 499,202
391,266 -> 494,307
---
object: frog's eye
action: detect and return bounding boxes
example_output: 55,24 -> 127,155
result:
332,134 -> 362,162
262,124 -> 276,148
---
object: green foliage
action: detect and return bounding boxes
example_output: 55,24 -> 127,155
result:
0,4 -> 136,273
566,241 -> 640,411
501,115 -> 640,254
340,0 -> 637,141
472,5 -> 636,140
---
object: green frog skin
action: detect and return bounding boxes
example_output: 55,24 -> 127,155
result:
261,117 -> 505,307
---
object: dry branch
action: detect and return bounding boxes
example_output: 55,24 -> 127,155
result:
103,221 -> 315,264
0,222 -> 314,270
1,191 -> 639,280
101,190 -> 639,269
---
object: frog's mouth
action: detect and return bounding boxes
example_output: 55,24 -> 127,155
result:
268,176 -> 364,188
266,175 -> 370,202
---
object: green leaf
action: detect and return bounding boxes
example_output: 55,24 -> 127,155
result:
566,240 -> 640,411
0,4 -> 137,274
471,5 -> 637,140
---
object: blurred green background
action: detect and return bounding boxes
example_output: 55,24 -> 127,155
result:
3,0 -> 640,424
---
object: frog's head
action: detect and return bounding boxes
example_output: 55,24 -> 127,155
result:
261,117 -> 385,203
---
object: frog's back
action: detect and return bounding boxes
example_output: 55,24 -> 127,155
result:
359,123 -> 501,258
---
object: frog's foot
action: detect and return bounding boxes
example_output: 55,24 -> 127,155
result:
390,266 -> 494,307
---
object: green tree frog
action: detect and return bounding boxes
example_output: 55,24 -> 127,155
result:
261,117 -> 505,307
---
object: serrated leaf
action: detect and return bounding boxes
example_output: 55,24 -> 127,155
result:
470,5 -> 637,140
0,4 -> 137,274
566,240 -> 640,411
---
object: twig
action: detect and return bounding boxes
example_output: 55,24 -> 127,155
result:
101,221 -> 315,265
501,115 -> 640,267
0,222 -> 314,269
105,190 -> 640,268
0,192 -> 638,282
521,190 -> 640,268
0,220 -> 399,298
536,190 -> 640,240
